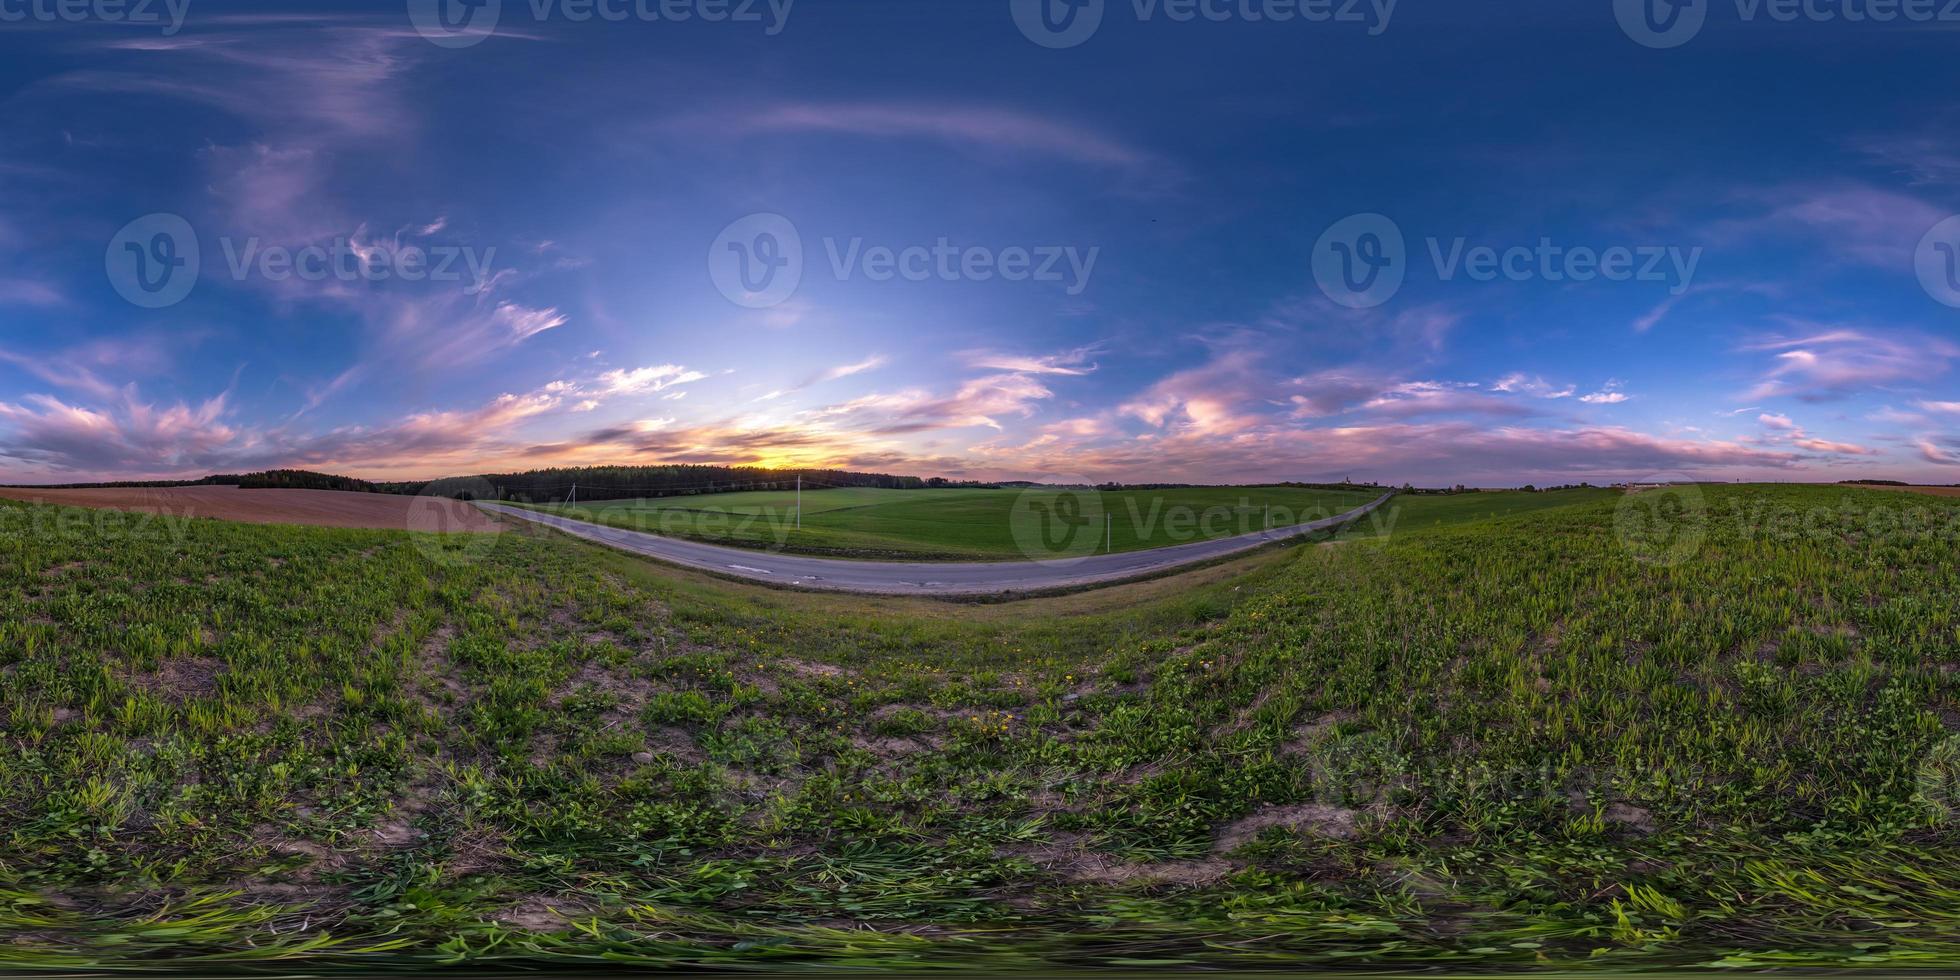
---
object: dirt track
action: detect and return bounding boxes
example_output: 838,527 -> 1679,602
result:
0,486 -> 502,533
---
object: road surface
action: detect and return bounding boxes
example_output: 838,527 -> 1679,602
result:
481,491 -> 1397,596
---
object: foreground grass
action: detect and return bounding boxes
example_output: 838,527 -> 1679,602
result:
513,485 -> 1381,559
3,484 -> 1960,970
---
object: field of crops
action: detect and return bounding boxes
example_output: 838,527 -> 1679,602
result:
512,485 -> 1382,559
4,483 -> 1960,970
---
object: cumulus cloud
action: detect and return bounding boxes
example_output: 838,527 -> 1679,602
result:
0,391 -> 236,475
1492,374 -> 1575,399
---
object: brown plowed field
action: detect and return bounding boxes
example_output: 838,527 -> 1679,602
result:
1849,485 -> 1960,499
0,485 -> 502,533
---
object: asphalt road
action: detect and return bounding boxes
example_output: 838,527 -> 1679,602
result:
480,491 -> 1398,596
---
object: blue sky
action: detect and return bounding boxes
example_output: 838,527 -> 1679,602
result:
1,0 -> 1958,485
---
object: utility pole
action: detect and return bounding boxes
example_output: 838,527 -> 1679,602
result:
569,482 -> 577,506
1264,503 -> 1271,530
1105,513 -> 1113,553
796,475 -> 802,530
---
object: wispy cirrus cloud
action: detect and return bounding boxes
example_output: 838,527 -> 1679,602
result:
1724,182 -> 1947,266
0,278 -> 65,308
369,295 -> 569,374
755,355 -> 888,403
724,102 -> 1166,176
1918,438 -> 1960,467
1749,411 -> 1878,458
961,345 -> 1100,376
597,363 -> 709,396
1742,326 -> 1959,401
1362,381 -> 1533,419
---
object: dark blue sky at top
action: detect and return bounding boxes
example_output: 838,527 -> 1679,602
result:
0,0 -> 1956,484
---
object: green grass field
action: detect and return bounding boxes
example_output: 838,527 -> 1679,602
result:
512,485 -> 1384,559
6,484 -> 1960,970
1336,486 -> 1620,540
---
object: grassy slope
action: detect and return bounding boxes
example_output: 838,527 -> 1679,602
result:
3,485 -> 1960,969
511,486 -> 1381,560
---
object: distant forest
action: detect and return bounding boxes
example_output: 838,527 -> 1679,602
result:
1,470 -> 380,492
389,466 -> 998,503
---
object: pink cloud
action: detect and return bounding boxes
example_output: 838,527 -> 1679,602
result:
1919,439 -> 1960,466
961,346 -> 1101,376
1743,327 -> 1959,401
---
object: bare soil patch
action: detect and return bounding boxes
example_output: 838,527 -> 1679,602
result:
1852,485 -> 1960,499
0,486 -> 501,532
1214,803 -> 1360,852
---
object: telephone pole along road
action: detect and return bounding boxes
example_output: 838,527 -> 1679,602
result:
479,491 -> 1398,596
